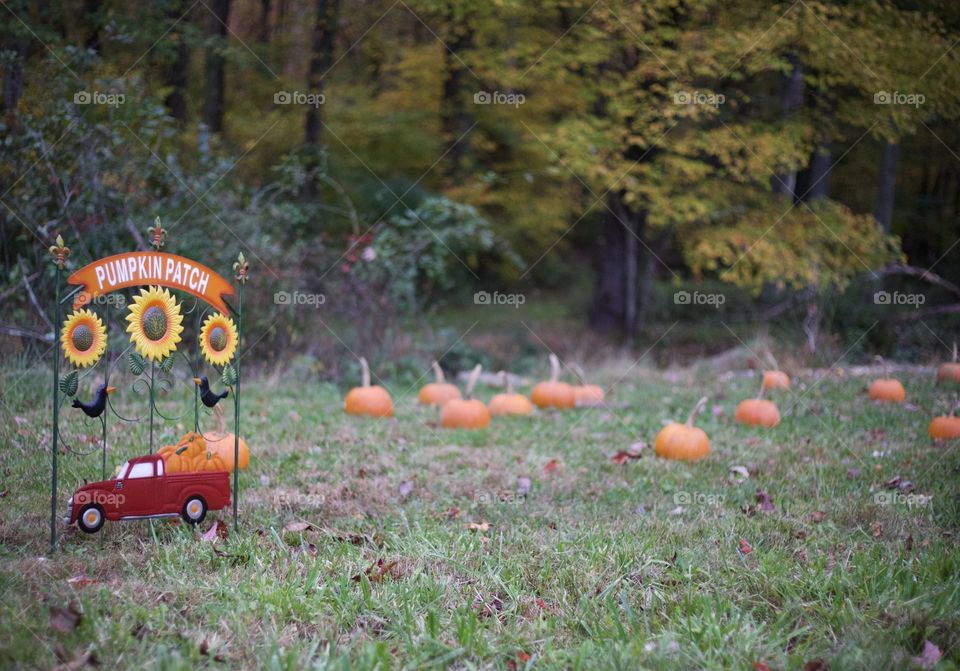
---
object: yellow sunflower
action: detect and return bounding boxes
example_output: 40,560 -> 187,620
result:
199,313 -> 238,366
61,309 -> 107,368
125,286 -> 184,361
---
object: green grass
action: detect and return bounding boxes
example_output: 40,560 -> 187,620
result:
0,363 -> 958,670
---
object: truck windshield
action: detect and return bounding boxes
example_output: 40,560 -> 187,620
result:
116,462 -> 130,479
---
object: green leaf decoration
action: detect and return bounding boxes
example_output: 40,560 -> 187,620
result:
159,355 -> 174,373
221,362 -> 238,387
128,351 -> 147,376
59,370 -> 79,397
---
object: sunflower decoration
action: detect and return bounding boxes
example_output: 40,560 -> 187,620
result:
125,286 -> 184,361
61,309 -> 107,368
199,313 -> 238,367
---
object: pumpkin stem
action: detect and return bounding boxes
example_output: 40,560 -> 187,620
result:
549,353 -> 561,383
465,364 -> 482,399
213,403 -> 226,433
686,396 -> 709,427
501,370 -> 514,394
359,357 -> 370,387
953,342 -> 957,363
756,377 -> 766,400
431,361 -> 445,384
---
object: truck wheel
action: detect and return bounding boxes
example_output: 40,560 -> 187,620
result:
181,496 -> 207,524
77,505 -> 105,534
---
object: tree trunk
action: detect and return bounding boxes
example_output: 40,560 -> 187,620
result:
83,0 -> 101,51
622,202 -> 638,339
2,42 -> 26,122
590,210 -> 627,335
259,0 -> 271,42
774,53 -> 804,199
440,15 -> 474,183
805,144 -> 831,201
202,0 -> 231,134
303,0 -> 339,197
162,0 -> 192,122
875,141 -> 899,232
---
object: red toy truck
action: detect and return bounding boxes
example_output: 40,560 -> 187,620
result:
64,453 -> 231,533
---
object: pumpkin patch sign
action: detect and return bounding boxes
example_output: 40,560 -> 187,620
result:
68,251 -> 235,313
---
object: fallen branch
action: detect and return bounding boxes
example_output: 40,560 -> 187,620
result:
879,264 -> 960,299
18,257 -> 53,331
0,323 -> 53,342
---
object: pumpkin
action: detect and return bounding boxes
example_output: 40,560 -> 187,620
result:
868,378 -> 905,403
929,414 -> 960,439
735,382 -> 781,427
531,353 -> 576,409
163,444 -> 192,473
936,344 -> 960,384
488,371 -> 533,416
762,370 -> 790,390
655,396 -> 710,461
194,449 -> 227,471
201,406 -> 250,470
440,364 -> 491,429
570,364 -> 605,407
418,361 -> 462,406
344,357 -> 394,417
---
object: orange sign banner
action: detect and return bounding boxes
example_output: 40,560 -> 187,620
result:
67,252 -> 235,313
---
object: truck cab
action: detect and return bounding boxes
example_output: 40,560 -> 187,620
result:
65,453 -> 230,533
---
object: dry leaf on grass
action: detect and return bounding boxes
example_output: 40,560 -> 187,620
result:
755,490 -> 776,512
912,640 -> 942,669
811,511 -> 827,523
467,522 -> 491,532
543,459 -> 561,473
201,521 -> 228,542
352,558 -> 400,583
66,575 -> 97,588
282,521 -> 312,533
738,538 -> 753,555
49,604 -> 82,633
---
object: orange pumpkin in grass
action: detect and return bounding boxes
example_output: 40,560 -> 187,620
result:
868,379 -> 905,403
440,365 -> 491,429
488,371 -> 533,416
531,353 -> 576,409
344,357 -> 394,417
418,361 -> 462,406
735,381 -> 781,427
762,370 -> 790,390
929,415 -> 960,439
655,396 -> 710,461
569,364 -> 605,407
936,344 -> 960,384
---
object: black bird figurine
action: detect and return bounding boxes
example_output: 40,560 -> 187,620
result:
193,376 -> 229,408
72,384 -> 115,418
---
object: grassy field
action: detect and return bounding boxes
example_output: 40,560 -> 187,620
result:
0,361 -> 958,670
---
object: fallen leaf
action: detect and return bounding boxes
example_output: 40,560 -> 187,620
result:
752,663 -> 773,671
472,593 -> 504,618
66,575 -> 97,588
611,450 -> 641,465
755,489 -> 776,512
282,521 -> 312,533
51,647 -> 97,671
811,511 -> 827,523
49,604 -> 82,633
544,459 -> 561,473
802,661 -> 827,671
398,481 -> 414,499
443,507 -> 461,519
627,441 -> 646,456
517,477 -> 532,495
729,465 -> 750,481
467,522 -> 491,532
738,538 -> 753,555
872,522 -> 883,538
912,640 -> 942,669
352,558 -> 400,583
201,521 -> 227,542
846,468 -> 861,480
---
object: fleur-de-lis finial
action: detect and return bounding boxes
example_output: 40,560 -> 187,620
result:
48,234 -> 70,268
147,217 -> 167,250
233,251 -> 249,284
